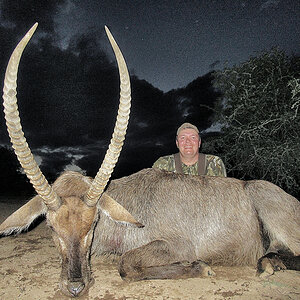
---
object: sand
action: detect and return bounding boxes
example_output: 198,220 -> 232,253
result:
0,200 -> 299,300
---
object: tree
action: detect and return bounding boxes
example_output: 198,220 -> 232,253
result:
209,49 -> 300,196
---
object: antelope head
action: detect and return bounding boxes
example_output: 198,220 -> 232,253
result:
0,24 -> 142,297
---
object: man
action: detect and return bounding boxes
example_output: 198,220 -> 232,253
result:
152,123 -> 227,176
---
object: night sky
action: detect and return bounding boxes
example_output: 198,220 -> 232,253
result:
0,0 -> 299,185
1,1 -> 299,92
48,0 -> 300,92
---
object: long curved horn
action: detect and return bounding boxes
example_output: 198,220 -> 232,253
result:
3,23 -> 61,211
85,27 -> 131,207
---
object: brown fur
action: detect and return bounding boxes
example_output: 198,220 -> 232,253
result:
47,193 -> 97,296
1,169 -> 300,297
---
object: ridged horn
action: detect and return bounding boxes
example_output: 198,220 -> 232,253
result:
85,26 -> 131,207
3,23 -> 61,211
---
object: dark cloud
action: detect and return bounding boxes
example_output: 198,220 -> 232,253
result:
0,29 -> 119,145
260,0 -> 281,11
0,0 -> 298,188
0,22 -> 218,179
0,0 -> 66,34
1,1 -> 299,92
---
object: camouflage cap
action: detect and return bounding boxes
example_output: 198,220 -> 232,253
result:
176,123 -> 199,136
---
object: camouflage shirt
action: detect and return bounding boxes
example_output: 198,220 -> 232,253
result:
152,154 -> 227,177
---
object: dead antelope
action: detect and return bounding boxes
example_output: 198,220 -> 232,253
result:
1,25 -> 300,298
1,23 -> 136,296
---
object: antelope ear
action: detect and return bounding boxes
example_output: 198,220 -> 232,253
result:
0,195 -> 47,235
99,193 -> 144,228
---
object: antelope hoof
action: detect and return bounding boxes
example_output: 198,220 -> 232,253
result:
191,260 -> 216,277
257,253 -> 286,278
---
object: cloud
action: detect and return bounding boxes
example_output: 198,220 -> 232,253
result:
202,122 -> 223,134
259,0 -> 281,12
64,163 -> 86,174
0,14 -> 222,182
0,0 -> 68,34
137,122 -> 149,129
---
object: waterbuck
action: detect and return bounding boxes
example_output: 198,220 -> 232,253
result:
1,25 -> 300,298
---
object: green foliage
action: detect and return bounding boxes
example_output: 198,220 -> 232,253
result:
210,49 -> 300,195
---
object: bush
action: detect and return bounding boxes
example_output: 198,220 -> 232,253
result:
210,49 -> 300,196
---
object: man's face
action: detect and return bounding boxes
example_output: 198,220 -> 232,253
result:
176,128 -> 201,158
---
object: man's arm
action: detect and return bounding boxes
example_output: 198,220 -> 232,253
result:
152,155 -> 175,172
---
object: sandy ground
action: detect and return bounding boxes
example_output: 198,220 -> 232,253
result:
0,200 -> 299,300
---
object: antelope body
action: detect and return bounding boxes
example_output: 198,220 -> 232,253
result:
1,25 -> 300,298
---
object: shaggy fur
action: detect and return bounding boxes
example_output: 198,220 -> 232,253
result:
93,168 -> 300,267
1,169 -> 299,297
